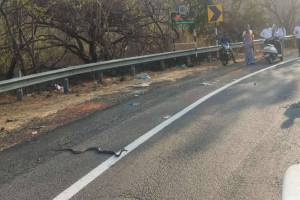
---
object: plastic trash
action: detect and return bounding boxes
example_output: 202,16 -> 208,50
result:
132,83 -> 151,88
136,73 -> 151,81
133,90 -> 146,97
200,82 -> 213,86
32,131 -> 38,135
140,83 -> 150,87
6,118 -> 17,123
128,101 -> 140,107
54,84 -> 64,92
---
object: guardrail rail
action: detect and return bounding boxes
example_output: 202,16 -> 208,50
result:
0,35 -> 295,99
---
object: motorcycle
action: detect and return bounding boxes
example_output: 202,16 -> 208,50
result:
263,38 -> 283,64
219,42 -> 233,66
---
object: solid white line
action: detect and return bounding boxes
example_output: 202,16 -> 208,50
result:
282,164 -> 300,200
53,58 -> 299,200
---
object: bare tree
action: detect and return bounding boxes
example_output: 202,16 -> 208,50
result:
262,0 -> 300,32
0,0 -> 26,77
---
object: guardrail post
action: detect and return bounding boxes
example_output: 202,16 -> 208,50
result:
130,65 -> 136,77
63,78 -> 70,94
208,53 -> 212,63
160,60 -> 166,70
16,88 -> 23,101
16,69 -> 23,101
1,36 -> 295,96
187,56 -> 193,67
95,71 -> 103,84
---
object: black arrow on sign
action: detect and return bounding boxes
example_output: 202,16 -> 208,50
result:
210,5 -> 221,22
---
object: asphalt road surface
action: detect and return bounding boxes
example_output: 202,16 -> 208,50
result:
1,56 -> 300,200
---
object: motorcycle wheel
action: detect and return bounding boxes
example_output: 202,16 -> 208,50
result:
221,59 -> 228,66
266,56 -> 273,64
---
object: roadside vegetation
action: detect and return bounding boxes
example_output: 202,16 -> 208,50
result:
0,0 -> 299,79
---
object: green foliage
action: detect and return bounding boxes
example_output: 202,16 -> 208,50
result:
0,0 -> 296,79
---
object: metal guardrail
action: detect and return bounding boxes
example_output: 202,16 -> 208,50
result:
0,36 -> 295,94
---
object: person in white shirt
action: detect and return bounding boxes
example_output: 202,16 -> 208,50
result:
274,25 -> 286,39
261,24 -> 283,56
293,25 -> 300,56
274,24 -> 286,56
260,26 -> 273,39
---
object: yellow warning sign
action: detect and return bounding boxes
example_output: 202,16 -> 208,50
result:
208,4 -> 224,23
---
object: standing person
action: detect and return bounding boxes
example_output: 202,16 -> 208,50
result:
275,24 -> 286,38
243,25 -> 255,65
274,24 -> 286,56
260,24 -> 273,40
293,24 -> 300,56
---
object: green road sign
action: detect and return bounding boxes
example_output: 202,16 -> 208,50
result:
175,21 -> 194,25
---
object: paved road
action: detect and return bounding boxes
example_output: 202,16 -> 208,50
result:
1,57 -> 300,200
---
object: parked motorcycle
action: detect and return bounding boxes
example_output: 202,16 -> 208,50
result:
219,42 -> 233,66
263,38 -> 283,64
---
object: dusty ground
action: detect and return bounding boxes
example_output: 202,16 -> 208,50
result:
0,45 -> 280,151
0,59 -> 232,151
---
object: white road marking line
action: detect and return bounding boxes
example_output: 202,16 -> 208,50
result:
282,164 -> 300,200
53,58 -> 300,200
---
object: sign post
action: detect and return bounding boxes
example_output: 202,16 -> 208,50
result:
208,4 -> 224,58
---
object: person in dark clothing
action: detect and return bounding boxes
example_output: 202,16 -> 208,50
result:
243,25 -> 255,65
218,32 -> 237,63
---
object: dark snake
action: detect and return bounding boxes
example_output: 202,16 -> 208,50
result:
56,147 -> 127,157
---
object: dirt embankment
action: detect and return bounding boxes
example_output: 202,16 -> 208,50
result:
2,44 -> 287,151
1,60 -> 231,151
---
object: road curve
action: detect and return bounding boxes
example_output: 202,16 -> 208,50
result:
1,58 -> 300,200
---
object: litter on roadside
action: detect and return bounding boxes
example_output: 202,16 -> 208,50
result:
133,90 -> 146,96
6,118 -> 17,123
128,101 -> 140,107
54,84 -> 64,92
34,125 -> 46,129
32,131 -> 38,135
200,82 -> 213,86
132,82 -> 151,88
136,73 -> 151,81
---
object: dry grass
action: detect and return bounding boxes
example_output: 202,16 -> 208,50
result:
0,62 -> 218,134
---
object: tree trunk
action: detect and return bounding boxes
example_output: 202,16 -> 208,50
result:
6,57 -> 17,79
89,42 -> 98,62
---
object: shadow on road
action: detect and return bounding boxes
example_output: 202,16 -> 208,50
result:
165,62 -> 300,158
281,102 -> 300,129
